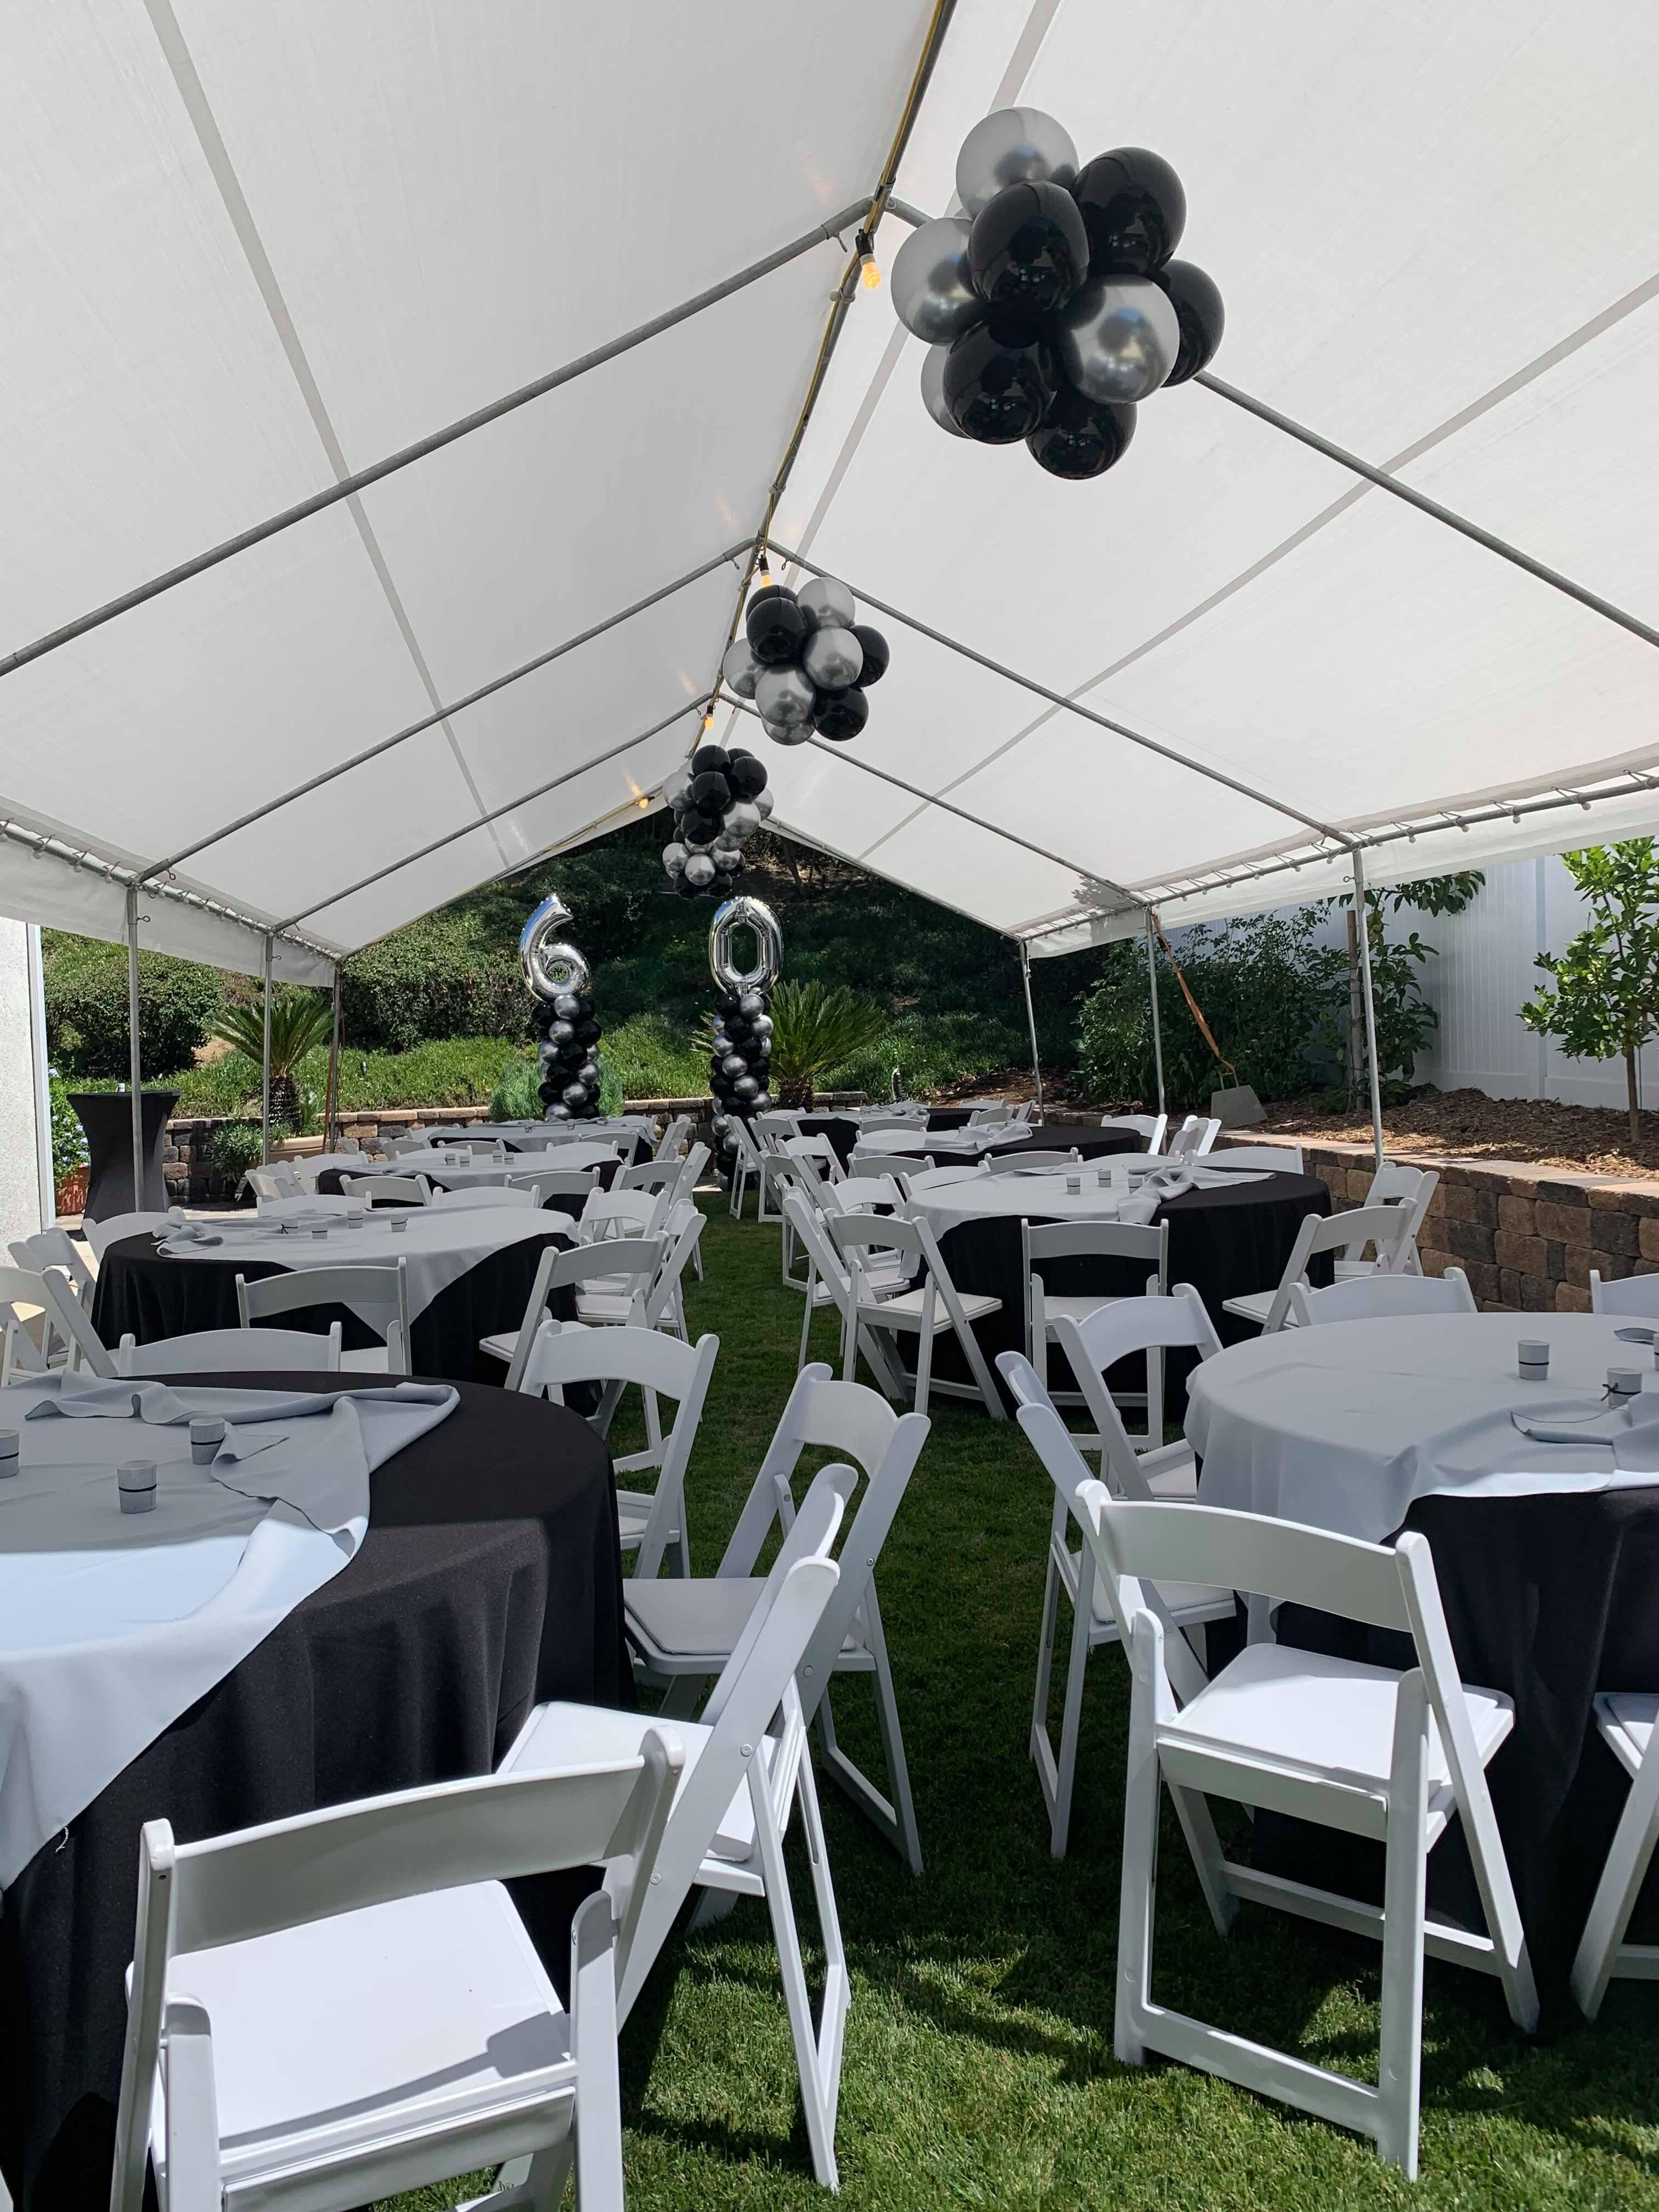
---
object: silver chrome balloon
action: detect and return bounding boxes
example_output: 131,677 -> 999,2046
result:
550,1103 -> 571,1120
754,789 -> 774,819
725,799 -> 761,839
755,663 -> 816,727
921,343 -> 968,437
561,1081 -> 588,1108
803,624 -> 864,690
752,1013 -> 774,1040
1055,276 -> 1181,403
890,216 -> 980,343
734,1074 -> 759,1100
519,894 -> 587,997
721,1051 -> 748,1079
549,1018 -> 574,1044
712,845 -> 742,872
720,636 -> 762,699
763,719 -> 810,746
684,852 -> 715,887
797,575 -> 856,632
709,897 -> 784,996
661,840 -> 687,877
554,992 -> 580,1020
955,106 -> 1079,216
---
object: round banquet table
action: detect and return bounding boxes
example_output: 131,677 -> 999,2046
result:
799,1112 -> 1137,1171
902,1166 -> 1332,1409
0,1374 -> 628,2210
1186,1312 -> 1659,2009
92,1214 -> 575,1385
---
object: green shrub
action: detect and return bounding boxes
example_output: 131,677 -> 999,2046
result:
44,933 -> 224,1077
341,913 -> 526,1053
489,1052 -> 542,1121
204,1121 -> 264,1185
49,1072 -> 88,1186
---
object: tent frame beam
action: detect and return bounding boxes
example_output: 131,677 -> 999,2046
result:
1019,939 -> 1043,1123
1146,912 -> 1166,1116
0,208 -> 875,686
143,541 -> 752,884
1350,849 -> 1386,1169
126,884 -> 143,1209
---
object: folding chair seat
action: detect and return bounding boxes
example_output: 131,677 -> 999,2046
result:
501,1465 -> 853,2187
1223,1201 -> 1412,1333
1052,1457 -> 1536,2176
111,1738 -> 681,2212
624,1364 -> 929,1874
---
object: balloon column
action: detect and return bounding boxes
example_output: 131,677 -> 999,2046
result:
661,741 -> 773,900
520,894 -> 603,1121
720,574 -> 890,748
893,109 -> 1224,479
706,895 -> 783,1177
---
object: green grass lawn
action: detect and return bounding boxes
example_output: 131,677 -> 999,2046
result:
380,1200 -> 1659,2211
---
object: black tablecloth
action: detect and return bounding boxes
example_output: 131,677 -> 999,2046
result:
71,1092 -> 177,1220
912,1170 -> 1333,1409
91,1228 -> 574,1386
1241,1485 -> 1659,2017
799,1113 -> 1140,1171
315,1157 -> 619,1201
0,1374 -> 628,2209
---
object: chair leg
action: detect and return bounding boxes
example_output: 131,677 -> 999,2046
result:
1029,1536 -> 1064,1814
812,1593 -> 924,1875
798,1267 -> 818,1374
1375,1671 -> 1429,2177
1115,1613 -> 1164,2067
913,1321 -> 933,1420
1573,1727 -> 1659,2019
1047,1550 -> 1096,1858
748,1751 -> 848,2188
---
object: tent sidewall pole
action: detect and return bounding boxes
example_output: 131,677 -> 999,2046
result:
1019,940 -> 1043,1124
1146,913 -> 1166,1116
126,885 -> 143,1209
1351,851 -> 1386,1170
261,935 -> 273,1166
325,964 -> 342,1153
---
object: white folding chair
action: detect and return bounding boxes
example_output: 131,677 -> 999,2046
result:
646,1204 -> 704,1341
246,1164 -> 301,1203
1166,1115 -> 1221,1159
967,1101 -> 1011,1127
1078,1480 -> 1536,2175
781,1133 -> 844,1186
901,1161 -> 989,1195
726,1117 -> 767,1220
754,1110 -> 805,1147
856,1114 -> 922,1138
341,1172 -> 431,1207
829,1210 -> 1006,1420
117,1324 -> 343,1374
483,1240 -> 664,1384
1024,1218 -> 1169,1435
1352,1161 -> 1440,1277
1289,1268 -> 1476,1324
387,1133 -> 435,1158
1222,1203 -> 1414,1333
988,1148 -> 1079,1176
627,1367 -> 928,1872
426,1183 -> 541,1211
1005,1356 -> 1233,1855
580,1187 -> 670,1244
653,1113 -> 694,1161
111,1735 -> 682,2212
237,1259 -> 410,1374
1052,1288 -> 1223,1494
0,1262 -> 116,1383
822,1173 -> 904,1216
1571,1692 -> 1659,2017
501,1465 -> 854,2187
616,1160 -> 679,1197
849,1149 -> 929,1181
1589,1271 -> 1659,1317
518,1166 -> 603,1211
1210,1142 -> 1304,1172
1102,1112 -> 1166,1154
782,1192 -> 919,1379
83,1211 -> 171,1260
10,1227 -> 95,1312
520,1322 -> 717,1577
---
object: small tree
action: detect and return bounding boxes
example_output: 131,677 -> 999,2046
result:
1519,841 -> 1659,1143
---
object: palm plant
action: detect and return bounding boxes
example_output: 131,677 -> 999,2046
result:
211,988 -> 335,1128
766,978 -> 887,1108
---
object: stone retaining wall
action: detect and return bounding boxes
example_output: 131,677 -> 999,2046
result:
1222,1133 -> 1659,1313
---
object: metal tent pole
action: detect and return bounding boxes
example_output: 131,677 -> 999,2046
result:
1146,911 -> 1167,1116
126,885 -> 144,1208
325,963 -> 342,1152
1351,850 -> 1386,1169
261,935 -> 273,1166
1019,940 -> 1044,1124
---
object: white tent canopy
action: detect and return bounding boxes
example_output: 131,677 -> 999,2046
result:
4,0 -> 1659,990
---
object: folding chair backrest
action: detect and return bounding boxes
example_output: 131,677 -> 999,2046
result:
989,1148 -> 1077,1175
1102,1112 -> 1167,1154
246,1164 -> 299,1203
2,1262 -> 117,1379
1211,1143 -> 1304,1172
238,1258 -> 409,1360
849,1150 -> 928,1180
902,1161 -> 988,1194
1025,1218 -> 1166,1269
1290,1268 -> 1475,1324
617,1160 -> 679,1194
781,1133 -> 844,1184
527,1168 -> 603,1208
755,1112 -> 804,1147
654,1114 -> 694,1160
116,1737 -> 683,2212
1589,1269 -> 1659,1317
1260,1202 -> 1410,1330
118,1325 -> 342,1374
968,1102 -> 1011,1126
427,1183 -> 539,1210
580,1188 -> 669,1242
341,1172 -> 430,1206
1366,1159 -> 1433,1207
11,1227 -> 94,1308
858,1115 -> 920,1137
83,1211 -> 170,1259
673,1142 -> 711,1203
824,1173 -> 904,1215
647,1207 -> 704,1329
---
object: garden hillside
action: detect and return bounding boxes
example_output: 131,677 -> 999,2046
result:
42,816 -> 1486,1136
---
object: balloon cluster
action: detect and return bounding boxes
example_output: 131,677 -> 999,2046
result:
661,742 -> 772,900
720,573 -> 890,747
706,895 -> 783,1175
519,894 -> 603,1121
892,108 -> 1224,480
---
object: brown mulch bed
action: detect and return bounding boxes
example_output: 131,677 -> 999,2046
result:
919,1071 -> 1659,1182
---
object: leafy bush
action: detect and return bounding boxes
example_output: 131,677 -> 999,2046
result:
44,933 -> 223,1077
341,913 -> 526,1053
489,1052 -> 542,1121
204,1121 -> 264,1186
49,1072 -> 88,1186
212,988 -> 335,1128
766,980 -> 888,1107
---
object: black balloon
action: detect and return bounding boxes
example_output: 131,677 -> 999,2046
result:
850,625 -> 889,685
1156,258 -> 1224,385
814,686 -> 869,741
688,770 -> 730,811
690,743 -> 730,777
968,179 -> 1089,320
1028,387 -> 1137,480
746,591 -> 809,668
943,316 -> 1055,443
1071,148 -> 1186,276
727,752 -> 768,798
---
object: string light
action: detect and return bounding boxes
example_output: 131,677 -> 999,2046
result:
856,228 -> 881,290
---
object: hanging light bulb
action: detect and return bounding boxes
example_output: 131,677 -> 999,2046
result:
856,228 -> 881,290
